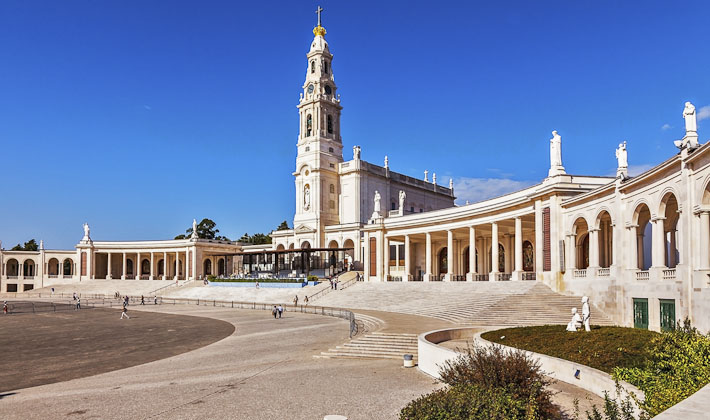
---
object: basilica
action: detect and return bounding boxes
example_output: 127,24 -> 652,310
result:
1,14 -> 710,334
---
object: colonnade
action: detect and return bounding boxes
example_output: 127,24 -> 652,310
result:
365,210 -> 542,282
91,249 -> 195,281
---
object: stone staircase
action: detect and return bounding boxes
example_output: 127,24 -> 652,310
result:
316,281 -> 614,327
353,312 -> 385,334
317,332 -> 418,361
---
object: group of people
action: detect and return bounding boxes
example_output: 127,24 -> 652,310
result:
271,305 -> 284,319
329,278 -> 339,290
292,295 -> 309,306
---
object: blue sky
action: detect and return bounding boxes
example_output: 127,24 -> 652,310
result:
1,1 -> 709,249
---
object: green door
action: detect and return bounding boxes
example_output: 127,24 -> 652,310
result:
633,298 -> 649,329
660,299 -> 676,331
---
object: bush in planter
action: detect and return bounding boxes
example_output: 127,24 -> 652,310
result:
401,344 -> 560,420
613,318 -> 710,417
206,275 -> 216,282
307,275 -> 319,282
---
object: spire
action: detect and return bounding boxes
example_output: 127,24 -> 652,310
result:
313,6 -> 326,37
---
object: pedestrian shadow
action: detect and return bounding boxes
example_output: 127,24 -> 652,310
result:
0,392 -> 18,399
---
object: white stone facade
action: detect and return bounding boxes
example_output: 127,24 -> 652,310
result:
2,15 -> 710,334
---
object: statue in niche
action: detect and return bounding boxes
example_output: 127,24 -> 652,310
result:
683,101 -> 697,133
304,185 -> 311,211
82,223 -> 91,241
550,130 -> 562,168
566,307 -> 582,332
582,296 -> 591,331
616,141 -> 628,169
373,190 -> 381,215
398,190 -> 406,210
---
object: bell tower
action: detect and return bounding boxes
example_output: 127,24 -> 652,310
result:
293,6 -> 343,247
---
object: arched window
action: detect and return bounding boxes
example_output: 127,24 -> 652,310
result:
63,259 -> 73,276
522,241 -> 534,271
438,248 -> 448,274
310,60 -> 315,74
327,115 -> 333,134
141,259 -> 150,275
306,114 -> 312,136
329,184 -> 335,194
127,259 -> 134,276
158,259 -> 165,276
203,259 -> 212,276
329,199 -> 335,209
324,61 -> 328,73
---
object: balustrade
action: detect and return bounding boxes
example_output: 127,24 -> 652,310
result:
496,273 -> 511,281
474,274 -> 488,281
573,269 -> 587,278
451,275 -> 466,282
662,269 -> 676,280
521,272 -> 536,281
597,268 -> 610,277
636,270 -> 650,280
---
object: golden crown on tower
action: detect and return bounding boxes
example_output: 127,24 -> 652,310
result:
313,25 -> 326,37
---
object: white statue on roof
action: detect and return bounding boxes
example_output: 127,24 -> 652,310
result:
398,190 -> 406,210
683,101 -> 697,133
191,219 -> 198,239
82,223 -> 91,241
548,130 -> 566,176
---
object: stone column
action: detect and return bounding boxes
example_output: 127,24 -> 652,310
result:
175,251 -> 179,280
150,252 -> 155,280
363,232 -> 370,282
107,253 -> 112,279
191,247 -> 197,280
467,226 -> 476,281
699,211 -> 710,269
163,251 -> 167,280
668,229 -> 676,267
136,253 -> 140,279
444,230 -> 453,281
566,234 -> 576,272
534,200 -> 543,275
504,233 -> 513,274
121,252 -> 126,280
651,217 -> 666,269
424,232 -> 432,282
588,229 -> 600,272
513,217 -> 523,280
383,237 -> 390,281
490,222 -> 499,281
404,235 -> 410,281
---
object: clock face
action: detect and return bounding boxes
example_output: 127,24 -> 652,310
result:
324,85 -> 332,95
307,84 -> 314,94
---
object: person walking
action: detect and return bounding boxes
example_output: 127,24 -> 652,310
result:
3,301 -> 8,315
76,298 -> 81,310
154,296 -> 158,305
140,295 -> 145,305
51,287 -> 55,296
293,295 -> 298,307
272,305 -> 278,319
334,279 -> 338,290
120,306 -> 130,320
304,295 -> 309,305
277,304 -> 283,319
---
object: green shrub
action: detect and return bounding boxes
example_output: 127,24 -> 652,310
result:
400,383 -> 535,420
572,386 -> 642,420
207,275 -> 216,281
613,319 -> 710,416
401,345 -> 561,420
307,275 -> 319,282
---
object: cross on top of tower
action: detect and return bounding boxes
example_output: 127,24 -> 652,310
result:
313,6 -> 327,37
316,6 -> 323,26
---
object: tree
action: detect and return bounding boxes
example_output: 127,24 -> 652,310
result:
175,218 -> 230,241
11,239 -> 38,251
237,232 -> 272,245
276,220 -> 290,231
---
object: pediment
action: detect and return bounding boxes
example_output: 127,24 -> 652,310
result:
294,224 -> 316,234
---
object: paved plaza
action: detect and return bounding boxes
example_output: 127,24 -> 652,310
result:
0,305 -> 441,420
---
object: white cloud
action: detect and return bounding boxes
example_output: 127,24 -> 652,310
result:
698,105 -> 710,122
627,164 -> 654,177
661,123 -> 671,131
453,177 -> 535,205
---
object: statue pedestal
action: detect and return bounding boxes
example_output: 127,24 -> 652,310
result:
548,165 -> 566,177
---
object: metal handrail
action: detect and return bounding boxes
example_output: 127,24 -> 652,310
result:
306,272 -> 359,302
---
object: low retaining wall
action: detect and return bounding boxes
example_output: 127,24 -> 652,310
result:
418,327 -> 643,403
654,382 -> 710,419
207,281 -> 317,288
